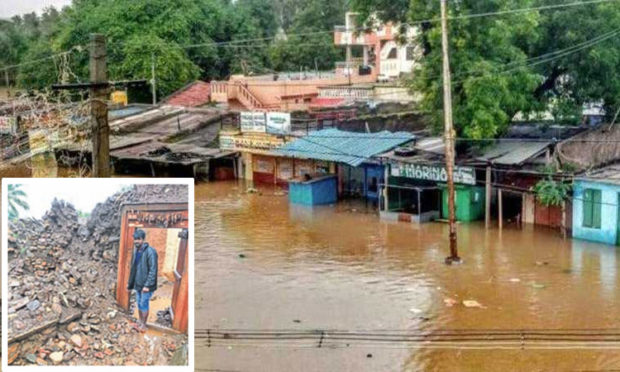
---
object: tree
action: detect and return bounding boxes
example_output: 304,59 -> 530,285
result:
8,184 -> 29,221
115,34 -> 200,97
5,0 -> 351,94
268,0 -> 345,73
408,0 -> 542,139
351,0 -> 620,138
236,0 -> 279,39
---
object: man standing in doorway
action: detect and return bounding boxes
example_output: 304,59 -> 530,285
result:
127,228 -> 158,332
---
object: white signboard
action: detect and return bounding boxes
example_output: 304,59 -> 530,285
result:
266,112 -> 291,134
240,111 -> 266,133
391,163 -> 476,185
0,116 -> 16,134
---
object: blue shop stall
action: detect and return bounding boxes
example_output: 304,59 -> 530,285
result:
275,128 -> 414,206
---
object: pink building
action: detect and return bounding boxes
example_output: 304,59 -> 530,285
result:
333,12 -> 417,80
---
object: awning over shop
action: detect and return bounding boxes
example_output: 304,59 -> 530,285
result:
275,128 -> 414,167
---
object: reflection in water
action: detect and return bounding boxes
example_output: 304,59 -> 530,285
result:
572,240 -> 618,297
195,181 -> 620,371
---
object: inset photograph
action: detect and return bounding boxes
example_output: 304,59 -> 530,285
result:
2,178 -> 194,369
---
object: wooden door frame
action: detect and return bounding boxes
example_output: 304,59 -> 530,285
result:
116,203 -> 189,332
171,228 -> 189,333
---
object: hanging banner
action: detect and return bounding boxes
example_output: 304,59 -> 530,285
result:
391,162 -> 476,185
266,112 -> 291,135
240,111 -> 266,133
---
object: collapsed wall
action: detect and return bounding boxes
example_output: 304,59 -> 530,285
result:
7,184 -> 189,366
85,184 -> 189,264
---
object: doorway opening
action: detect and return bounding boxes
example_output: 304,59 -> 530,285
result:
116,203 -> 189,333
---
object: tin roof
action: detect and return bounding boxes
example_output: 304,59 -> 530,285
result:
275,128 -> 414,167
476,141 -> 550,166
415,137 -> 445,155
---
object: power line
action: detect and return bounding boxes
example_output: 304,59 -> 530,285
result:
0,47 -> 85,72
441,0 -> 618,22
194,327 -> 620,350
209,25 -> 619,90
1,0 -> 615,81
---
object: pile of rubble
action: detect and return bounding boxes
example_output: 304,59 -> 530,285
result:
156,308 -> 173,328
86,184 -> 189,264
7,185 -> 189,366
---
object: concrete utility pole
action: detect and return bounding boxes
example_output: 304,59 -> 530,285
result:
440,0 -> 460,264
151,52 -> 157,105
5,70 -> 10,98
90,34 -> 110,177
53,35 -> 147,178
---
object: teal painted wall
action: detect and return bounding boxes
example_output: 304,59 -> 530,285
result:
572,180 -> 619,246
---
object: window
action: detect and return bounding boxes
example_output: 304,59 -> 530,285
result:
406,46 -> 416,61
387,48 -> 398,59
583,188 -> 602,228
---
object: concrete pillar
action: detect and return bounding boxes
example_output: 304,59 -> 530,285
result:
383,165 -> 389,212
485,166 -> 491,229
498,188 -> 503,230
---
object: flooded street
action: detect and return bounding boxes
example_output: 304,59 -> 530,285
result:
196,181 -> 620,371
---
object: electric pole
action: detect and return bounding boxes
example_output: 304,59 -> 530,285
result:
53,35 -> 147,177
441,0 -> 460,264
5,69 -> 10,98
151,52 -> 157,105
90,33 -> 111,177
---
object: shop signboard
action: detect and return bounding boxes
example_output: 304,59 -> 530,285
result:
240,111 -> 266,133
391,163 -> 476,185
219,132 -> 286,154
266,112 -> 291,135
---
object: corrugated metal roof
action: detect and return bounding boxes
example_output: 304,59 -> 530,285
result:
275,128 -> 414,167
416,137 -> 444,154
477,141 -> 550,165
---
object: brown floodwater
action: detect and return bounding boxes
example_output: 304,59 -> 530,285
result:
4,165 -> 620,371
195,180 -> 620,372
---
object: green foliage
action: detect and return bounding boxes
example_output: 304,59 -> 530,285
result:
3,0 -> 346,97
8,184 -> 29,221
533,176 -> 571,207
269,33 -> 340,72
533,165 -> 571,207
352,0 -> 620,138
409,0 -> 543,139
268,0 -> 345,72
115,34 -> 200,96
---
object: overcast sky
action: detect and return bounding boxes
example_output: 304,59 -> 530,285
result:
13,180 -> 125,219
1,0 -> 72,18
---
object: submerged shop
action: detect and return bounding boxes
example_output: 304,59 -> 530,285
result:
381,155 -> 482,223
275,129 -> 414,205
221,111 -> 339,186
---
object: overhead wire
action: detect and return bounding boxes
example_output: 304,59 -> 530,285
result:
193,327 -> 620,350
2,0 -> 616,71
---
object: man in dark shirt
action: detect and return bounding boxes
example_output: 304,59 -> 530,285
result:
127,229 -> 158,332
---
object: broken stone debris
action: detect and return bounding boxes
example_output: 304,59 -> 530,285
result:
156,308 -> 173,328
7,185 -> 189,366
